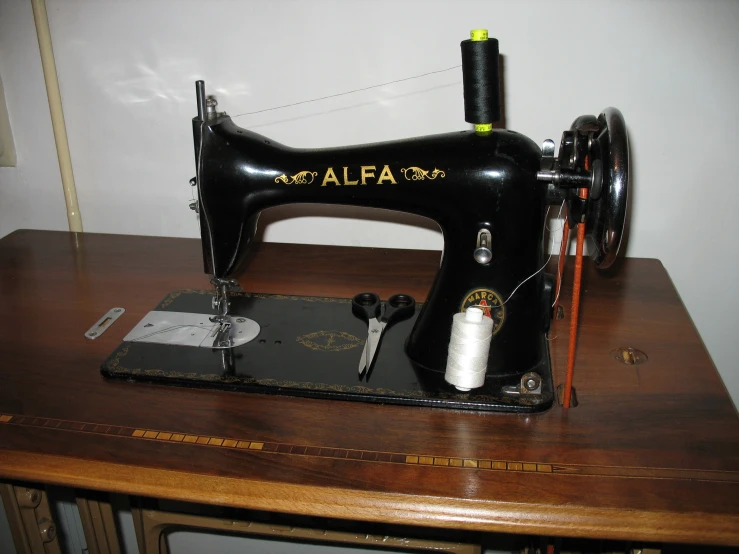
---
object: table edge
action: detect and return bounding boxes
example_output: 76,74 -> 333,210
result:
1,450 -> 737,547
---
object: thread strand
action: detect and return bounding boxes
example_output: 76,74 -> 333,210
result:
230,65 -> 461,119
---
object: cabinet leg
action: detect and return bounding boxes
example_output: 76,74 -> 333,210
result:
76,493 -> 121,554
0,483 -> 62,554
130,497 -> 167,554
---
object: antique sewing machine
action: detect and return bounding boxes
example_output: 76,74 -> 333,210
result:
102,32 -> 628,412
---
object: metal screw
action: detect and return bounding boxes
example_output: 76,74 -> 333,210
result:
206,96 -> 219,120
236,318 -> 245,323
521,373 -> 541,393
17,488 -> 41,508
38,518 -> 56,543
113,308 -> 122,313
89,332 -> 97,337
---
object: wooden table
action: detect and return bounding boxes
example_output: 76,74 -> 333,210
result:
0,230 -> 737,549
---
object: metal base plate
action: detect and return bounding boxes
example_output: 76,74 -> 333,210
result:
102,290 -> 553,413
123,311 -> 260,348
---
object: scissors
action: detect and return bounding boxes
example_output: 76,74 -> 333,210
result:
352,292 -> 416,377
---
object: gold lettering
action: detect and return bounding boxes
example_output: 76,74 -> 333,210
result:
343,167 -> 358,186
321,167 -> 340,187
377,165 -> 397,184
360,166 -> 375,185
474,293 -> 480,301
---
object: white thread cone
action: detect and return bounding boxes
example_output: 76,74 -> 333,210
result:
444,307 -> 493,391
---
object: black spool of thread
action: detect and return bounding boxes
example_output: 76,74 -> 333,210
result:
461,29 -> 500,132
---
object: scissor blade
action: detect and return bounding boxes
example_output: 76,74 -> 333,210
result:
365,319 -> 386,371
358,339 -> 369,375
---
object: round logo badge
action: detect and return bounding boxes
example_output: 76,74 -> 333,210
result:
460,288 -> 505,334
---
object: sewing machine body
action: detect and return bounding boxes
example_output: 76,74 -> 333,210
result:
102,33 -> 627,411
195,116 -> 554,376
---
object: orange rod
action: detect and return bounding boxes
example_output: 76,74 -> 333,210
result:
547,545 -> 555,554
563,187 -> 588,409
553,207 -> 570,313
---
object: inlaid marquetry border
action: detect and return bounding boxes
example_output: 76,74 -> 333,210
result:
159,290 -> 355,309
2,413 -> 738,483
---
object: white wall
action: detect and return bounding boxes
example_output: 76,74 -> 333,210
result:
0,0 -> 67,237
0,0 -> 738,409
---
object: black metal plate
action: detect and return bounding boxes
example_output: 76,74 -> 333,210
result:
102,291 -> 553,413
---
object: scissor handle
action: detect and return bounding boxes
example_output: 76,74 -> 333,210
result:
382,293 -> 416,325
352,292 -> 381,321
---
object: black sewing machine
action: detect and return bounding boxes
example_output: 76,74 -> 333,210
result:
102,32 -> 628,412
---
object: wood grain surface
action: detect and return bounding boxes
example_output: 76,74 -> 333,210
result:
0,230 -> 737,545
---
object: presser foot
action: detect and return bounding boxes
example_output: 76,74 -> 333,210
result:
208,277 -> 244,348
210,278 -> 240,317
209,315 -> 233,348
209,278 -> 242,347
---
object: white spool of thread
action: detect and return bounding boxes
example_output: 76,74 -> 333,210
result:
444,307 -> 494,391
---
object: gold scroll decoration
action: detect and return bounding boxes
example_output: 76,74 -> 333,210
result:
400,167 -> 446,181
275,171 -> 318,185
